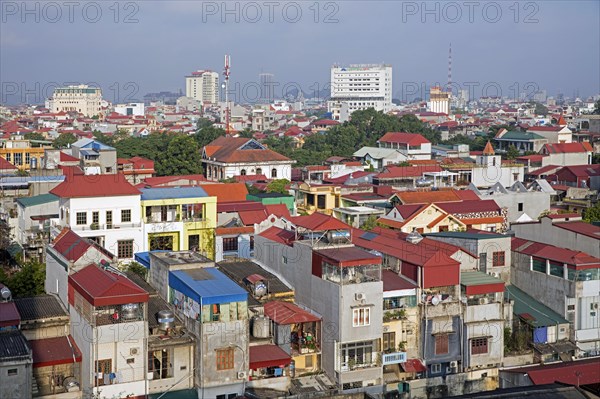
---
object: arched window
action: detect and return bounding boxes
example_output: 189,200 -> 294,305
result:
240,169 -> 247,176
220,169 -> 224,180
271,168 -> 277,178
256,168 -> 262,175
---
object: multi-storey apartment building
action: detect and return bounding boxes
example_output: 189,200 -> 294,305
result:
255,213 -> 384,389
50,174 -> 143,260
146,251 -> 249,399
328,64 -> 392,122
185,70 -> 220,105
48,85 -> 103,117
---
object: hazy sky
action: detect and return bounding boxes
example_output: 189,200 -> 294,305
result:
1,1 -> 599,104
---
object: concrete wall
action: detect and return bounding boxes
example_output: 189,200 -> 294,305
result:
148,344 -> 194,394
472,164 -> 524,188
422,315 -> 462,376
481,192 -> 550,224
0,357 -> 32,399
511,217 -> 600,258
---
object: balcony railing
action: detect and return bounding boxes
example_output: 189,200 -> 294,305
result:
64,222 -> 142,231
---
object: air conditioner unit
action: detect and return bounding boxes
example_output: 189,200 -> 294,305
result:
237,371 -> 247,380
479,298 -> 488,305
130,347 -> 139,355
355,293 -> 366,301
450,361 -> 458,369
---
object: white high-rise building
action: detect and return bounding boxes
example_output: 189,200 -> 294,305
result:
185,70 -> 220,105
48,85 -> 102,117
427,86 -> 450,115
327,64 -> 392,122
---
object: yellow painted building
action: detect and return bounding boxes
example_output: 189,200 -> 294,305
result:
296,182 -> 341,215
0,140 -> 47,170
140,187 -> 217,259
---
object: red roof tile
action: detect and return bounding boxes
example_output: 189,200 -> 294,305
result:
59,152 -> 79,162
506,358 -> 600,386
69,264 -> 149,306
382,270 -> 418,291
29,335 -> 82,367
0,156 -> 17,170
541,142 -> 593,154
264,301 -> 321,324
436,199 -> 500,214
264,204 -> 291,219
394,190 -> 463,204
204,136 -> 291,163
202,183 -> 249,203
139,174 -> 207,188
249,344 -> 291,370
377,165 -> 442,179
259,226 -> 296,245
50,174 -> 140,198
292,212 -> 350,231
378,132 -> 430,145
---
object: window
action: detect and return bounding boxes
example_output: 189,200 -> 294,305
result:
430,364 -> 441,374
4,153 -> 10,162
471,337 -> 488,355
518,203 -> 523,212
106,211 -> 113,227
118,240 -> 134,259
7,368 -> 17,376
149,349 -> 173,379
532,258 -> 546,273
550,262 -> 564,278
76,212 -> 87,225
240,169 -> 247,176
95,359 -> 112,387
352,307 -> 370,327
250,236 -> 254,251
271,168 -> 277,178
305,354 -> 313,368
121,209 -> 131,223
223,237 -> 238,252
282,255 -> 288,264
216,348 -> 234,370
341,340 -> 375,369
25,153 -> 30,164
256,168 -> 262,175
92,211 -> 99,224
383,332 -> 396,352
14,153 -> 22,165
435,334 -> 449,355
492,251 -> 505,267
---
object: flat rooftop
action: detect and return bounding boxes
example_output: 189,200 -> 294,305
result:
333,206 -> 385,214
169,268 -> 247,305
140,186 -> 208,201
150,251 -> 213,266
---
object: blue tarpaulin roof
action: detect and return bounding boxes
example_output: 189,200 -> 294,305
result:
134,250 -> 171,269
140,187 -> 208,201
169,268 -> 247,305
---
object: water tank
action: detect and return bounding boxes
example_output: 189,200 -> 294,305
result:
252,315 -> 270,338
30,157 -> 38,170
0,286 -> 11,301
120,303 -> 139,320
254,282 -> 267,298
157,310 -> 175,330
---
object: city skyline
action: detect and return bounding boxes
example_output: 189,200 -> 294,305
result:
1,1 -> 599,104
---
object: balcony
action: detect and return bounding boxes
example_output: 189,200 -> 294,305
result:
60,221 -> 142,231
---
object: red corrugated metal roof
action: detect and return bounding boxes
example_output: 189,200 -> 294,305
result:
400,358 -> 426,373
315,246 -> 382,267
0,302 -> 20,327
29,335 -> 82,368
264,301 -> 321,325
203,183 -> 249,203
0,156 -> 17,170
249,344 -> 291,370
382,270 -> 418,291
50,174 -> 140,198
52,228 -> 93,262
68,265 -> 149,307
506,358 -> 600,386
292,212 -> 350,231
259,226 -> 296,246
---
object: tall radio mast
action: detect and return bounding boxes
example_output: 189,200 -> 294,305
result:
223,54 -> 231,135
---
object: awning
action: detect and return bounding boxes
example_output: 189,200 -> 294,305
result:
29,335 -> 82,368
249,344 -> 291,370
400,359 -> 426,373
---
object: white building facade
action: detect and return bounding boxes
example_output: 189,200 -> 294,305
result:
49,85 -> 103,117
185,70 -> 220,105
328,64 -> 393,122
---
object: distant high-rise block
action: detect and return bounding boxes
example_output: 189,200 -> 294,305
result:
327,64 -> 393,122
185,70 -> 220,105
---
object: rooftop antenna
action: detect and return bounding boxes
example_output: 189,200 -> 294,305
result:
223,55 -> 231,135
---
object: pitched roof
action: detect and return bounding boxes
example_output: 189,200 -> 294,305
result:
512,238 -> 600,269
556,164 -> 600,177
541,142 -> 593,154
69,264 -> 149,306
16,193 -> 58,208
203,136 -> 292,163
483,141 -> 495,155
0,330 -> 30,360
202,183 -> 249,202
378,132 -> 430,145
377,165 -> 442,179
0,156 -> 18,170
59,151 -> 79,162
50,173 -> 140,198
292,212 -> 350,231
139,174 -> 207,188
504,358 -> 600,386
52,228 -> 113,262
259,226 -> 296,245
436,199 -> 501,214
29,335 -> 82,367
14,295 -> 68,321
264,301 -> 321,324
394,190 -> 463,204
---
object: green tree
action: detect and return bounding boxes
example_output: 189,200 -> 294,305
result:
126,262 -> 148,279
0,220 -> 11,253
3,260 -> 46,298
193,126 -> 226,148
506,144 -> 520,160
360,215 -> 379,231
53,133 -> 77,149
238,128 -> 255,138
158,135 -> 202,176
583,202 -> 600,223
593,100 -> 600,115
266,179 -> 290,194
532,102 -> 548,116
196,118 -> 214,130
24,132 -> 46,143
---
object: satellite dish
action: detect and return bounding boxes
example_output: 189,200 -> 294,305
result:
431,296 -> 440,306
